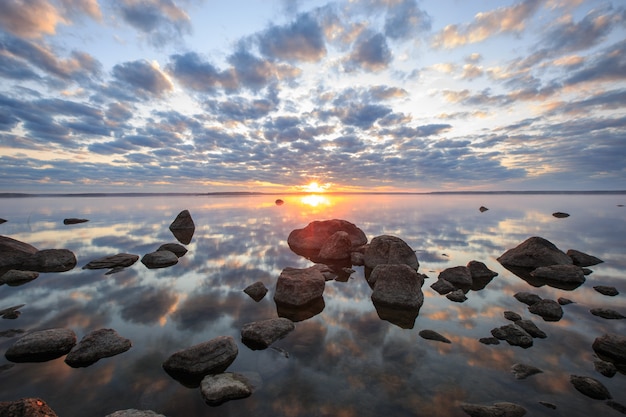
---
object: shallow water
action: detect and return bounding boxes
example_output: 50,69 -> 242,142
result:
0,193 -> 625,416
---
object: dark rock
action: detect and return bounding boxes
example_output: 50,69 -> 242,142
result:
593,334 -> 626,368
0,329 -> 25,337
479,206 -> 489,212
0,235 -> 38,270
65,328 -> 132,367
20,249 -> 77,273
529,264 -> 585,286
370,264 -> 424,310
516,319 -> 547,338
467,260 -> 498,290
350,251 -> 364,266
511,363 -> 543,379
497,236 -> 572,269
460,401 -> 527,417
504,311 -> 522,322
162,336 -> 238,387
439,266 -> 472,288
479,337 -> 500,345
570,375 -> 612,400
446,289 -> 468,303
287,219 -> 367,257
491,324 -> 533,348
419,330 -> 451,344
590,308 -> 625,320
169,210 -> 195,244
606,401 -> 626,414
141,250 -> 178,269
567,249 -> 603,266
593,285 -> 619,296
363,235 -> 419,270
0,218 -> 6,224
372,302 -> 420,329
558,297 -> 574,305
83,253 -> 139,270
552,212 -> 570,218
594,358 -> 617,378
514,292 -> 542,306
276,296 -> 325,322
539,402 -> 557,409
5,328 -> 77,362
0,270 -> 39,286
243,281 -> 268,302
157,243 -> 188,258
318,231 -> 352,260
0,397 -> 59,417
63,218 -> 88,225
200,372 -> 254,406
430,278 -> 456,295
241,318 -> 295,350
528,299 -> 563,321
274,266 -> 325,307
275,199 -> 284,205
105,410 -> 166,417
1,304 -> 25,319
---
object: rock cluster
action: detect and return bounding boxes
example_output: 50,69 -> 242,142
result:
429,260 -> 498,303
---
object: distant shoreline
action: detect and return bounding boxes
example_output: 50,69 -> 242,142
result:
1,190 -> 625,198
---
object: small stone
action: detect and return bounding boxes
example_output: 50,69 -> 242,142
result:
552,212 -> 570,218
590,308 -> 625,320
570,375 -> 612,400
83,253 -> 139,270
504,311 -> 522,322
419,330 -> 451,344
479,206 -> 489,212
511,363 -> 543,379
528,299 -> 563,321
243,281 -> 268,302
594,358 -> 617,378
567,249 -> 603,267
516,319 -> 547,339
439,266 -> 472,287
606,401 -> 626,414
479,337 -> 500,345
593,286 -> 619,296
460,401 -> 527,417
105,410 -> 166,417
0,270 -> 39,286
241,318 -> 295,350
514,292 -> 542,306
539,401 -> 557,409
65,328 -> 132,367
446,289 -> 468,303
0,398 -> 59,417
491,324 -> 533,348
5,328 -> 77,362
63,218 -> 89,224
157,243 -> 188,257
141,250 -> 178,269
430,279 -> 456,295
200,372 -> 254,406
558,297 -> 574,305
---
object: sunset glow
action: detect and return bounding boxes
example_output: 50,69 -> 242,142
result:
302,181 -> 329,193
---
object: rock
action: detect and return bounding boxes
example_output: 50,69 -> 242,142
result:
83,253 -> 139,270
552,212 -> 570,218
467,260 -> 498,290
460,401 -> 527,417
593,285 -> 619,296
529,264 -> 586,286
606,401 -> 626,414
430,278 -> 456,295
241,318 -> 295,350
0,270 -> 39,286
0,397 -> 59,417
479,206 -> 489,212
105,410 -> 166,417
594,358 -> 617,378
0,236 -> 38,270
20,249 -> 77,273
419,330 -> 451,344
63,218 -> 88,224
141,250 -> 178,269
370,264 -> 424,310
593,334 -> 626,368
558,297 -> 574,305
363,235 -> 419,270
65,328 -> 132,367
200,372 -> 254,406
276,296 -> 325,322
479,337 -> 500,345
511,363 -> 543,379
169,210 -> 195,244
0,218 -> 6,224
162,336 -> 238,386
446,289 -> 468,303
539,402 -> 557,409
504,311 -> 522,322
491,324 -> 533,348
275,199 -> 284,205
5,328 -> 77,362
0,329 -> 25,337
287,219 -> 367,257
567,249 -> 603,266
1,304 -> 23,319
516,319 -> 547,338
318,231 -> 352,260
243,281 -> 268,302
528,299 -> 563,321
438,266 -> 472,288
274,266 -> 325,307
590,308 -> 625,320
351,251 -> 364,266
157,243 -> 188,257
514,292 -> 542,306
497,236 -> 572,269
570,375 -> 612,400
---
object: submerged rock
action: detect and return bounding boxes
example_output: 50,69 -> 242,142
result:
241,318 -> 295,350
497,236 -> 572,269
529,264 -> 586,286
567,249 -> 603,266
1,304 -> 24,319
364,235 -> 419,270
511,363 -> 543,379
200,372 -> 254,406
274,266 -> 325,307
105,410 -> 166,417
460,401 -> 527,417
491,324 -> 533,348
243,281 -> 268,302
83,253 -> 139,270
593,334 -> 626,369
590,308 -> 625,320
0,270 -> 39,286
593,285 -> 619,296
570,375 -> 612,400
0,397 -> 59,417
65,328 -> 132,367
5,328 -> 77,362
419,329 -> 451,344
528,299 -> 563,321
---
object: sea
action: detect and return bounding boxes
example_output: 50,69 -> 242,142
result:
0,192 -> 625,416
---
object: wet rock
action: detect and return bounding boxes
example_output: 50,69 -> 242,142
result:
162,336 -> 238,387
200,372 -> 254,406
105,410 -> 166,417
497,236 -> 572,269
419,329 -> 451,344
241,318 -> 295,350
594,358 -> 617,378
593,334 -> 626,368
516,319 -> 547,339
460,401 -> 527,417
287,219 -> 367,257
529,264 -> 586,286
552,212 -> 570,218
0,270 -> 39,286
363,235 -> 419,270
593,285 -> 619,296
446,289 -> 468,303
243,281 -> 268,302
1,304 -> 23,319
511,363 -> 543,379
590,308 -> 625,320
467,260 -> 498,290
65,328 -> 132,368
570,375 -> 612,400
528,299 -> 563,321
479,206 -> 489,212
567,249 -> 603,267
430,278 -> 456,295
169,210 -> 195,244
439,266 -> 472,288
558,297 -> 574,305
504,311 -> 522,322
5,328 -> 77,362
318,231 -> 352,260
0,236 -> 38,270
274,266 -> 325,307
491,324 -> 533,348
83,253 -> 139,270
479,337 -> 500,345
514,292 -> 542,306
370,264 -> 424,310
63,218 -> 88,224
157,243 -> 188,258
141,250 -> 178,269
0,397 -> 59,417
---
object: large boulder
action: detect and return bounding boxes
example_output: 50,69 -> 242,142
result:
65,328 -> 132,368
200,372 -> 254,406
497,236 -> 572,269
5,328 -> 77,362
287,219 -> 367,257
0,398 -> 59,417
364,235 -> 419,270
0,236 -> 38,270
241,318 -> 295,350
370,264 -> 424,310
274,266 -> 325,307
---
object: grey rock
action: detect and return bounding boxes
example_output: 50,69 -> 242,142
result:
446,289 -> 468,303
20,249 -> 77,273
479,337 -> 500,345
0,270 -> 39,286
530,264 -> 586,285
460,401 -> 527,417
511,363 -> 543,379
514,292 -> 542,306
141,250 -> 178,269
606,401 -> 626,414
491,324 -> 533,348
528,299 -> 563,321
5,328 -> 77,362
200,372 -> 254,406
497,236 -> 572,268
243,281 -> 268,302
318,231 -> 352,260
241,318 -> 295,350
157,243 -> 188,257
105,410 -> 166,417
590,308 -> 625,320
439,266 -> 472,287
558,297 -> 574,305
419,329 -> 451,344
0,397 -> 59,417
350,251 -> 365,266
593,333 -> 626,367
430,278 -> 456,295
0,235 -> 38,269
169,210 -> 195,244
570,375 -> 612,400
287,219 -> 367,256
65,328 -> 132,367
594,358 -> 617,378
370,264 -> 424,310
83,253 -> 139,270
467,260 -> 498,289
516,319 -> 547,339
274,266 -> 325,307
364,235 -> 419,270
567,249 -> 603,267
593,285 -> 619,296
504,311 -> 522,322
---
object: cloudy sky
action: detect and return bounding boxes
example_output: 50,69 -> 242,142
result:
0,0 -> 625,193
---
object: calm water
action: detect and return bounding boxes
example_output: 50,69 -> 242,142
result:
1,193 -> 625,417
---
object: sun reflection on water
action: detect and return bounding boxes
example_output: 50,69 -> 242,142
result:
300,194 -> 331,207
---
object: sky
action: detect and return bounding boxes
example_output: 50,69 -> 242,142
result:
0,0 -> 625,194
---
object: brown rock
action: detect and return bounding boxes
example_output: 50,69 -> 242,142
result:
65,328 -> 132,367
0,397 -> 59,417
364,235 -> 419,270
274,266 -> 325,307
497,236 -> 572,269
5,328 -> 77,362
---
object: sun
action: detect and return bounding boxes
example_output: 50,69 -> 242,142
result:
302,181 -> 328,193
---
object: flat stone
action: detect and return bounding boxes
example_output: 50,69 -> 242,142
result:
5,328 -> 77,362
65,328 -> 132,367
570,375 -> 612,400
590,308 -> 625,320
83,253 -> 139,270
511,363 -> 543,379
141,250 -> 178,269
460,401 -> 527,417
63,218 -> 89,224
200,372 -> 254,406
0,270 -> 39,286
552,212 -> 570,218
0,397 -> 59,417
479,337 -> 500,345
241,318 -> 295,350
528,299 -> 563,321
593,285 -> 619,296
419,329 -> 451,344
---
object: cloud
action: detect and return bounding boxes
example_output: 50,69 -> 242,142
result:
111,59 -> 173,98
258,12 -> 327,62
384,0 -> 431,40
346,32 -> 392,72
564,39 -> 626,85
0,0 -> 67,38
116,0 -> 192,47
167,52 -> 223,93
